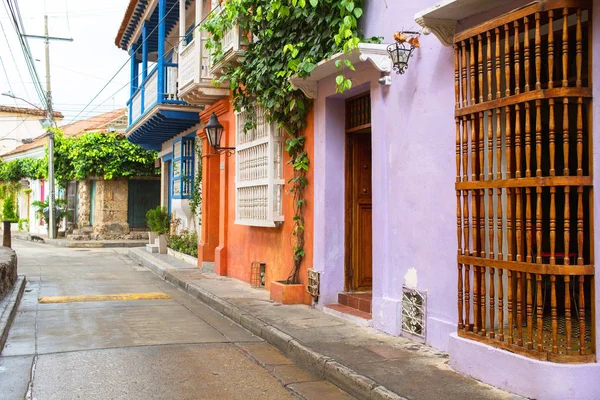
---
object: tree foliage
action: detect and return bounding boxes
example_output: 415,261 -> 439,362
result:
0,158 -> 46,182
204,0 -> 364,283
2,192 -> 17,222
0,132 -> 158,188
54,131 -> 158,187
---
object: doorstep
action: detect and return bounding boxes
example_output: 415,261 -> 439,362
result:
127,248 -> 520,400
323,304 -> 371,327
324,292 -> 372,327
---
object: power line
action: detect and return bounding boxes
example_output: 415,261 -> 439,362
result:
0,47 -> 34,137
49,63 -> 128,83
71,0 -> 190,123
63,0 -> 71,36
0,9 -> 31,100
3,0 -> 47,109
0,53 -> 29,139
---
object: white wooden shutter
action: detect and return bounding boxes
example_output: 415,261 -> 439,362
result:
235,105 -> 284,227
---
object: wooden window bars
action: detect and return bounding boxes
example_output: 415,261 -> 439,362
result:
454,0 -> 594,363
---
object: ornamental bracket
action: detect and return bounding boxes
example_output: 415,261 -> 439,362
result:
414,0 -> 515,46
289,43 -> 393,99
414,17 -> 456,47
357,43 -> 393,74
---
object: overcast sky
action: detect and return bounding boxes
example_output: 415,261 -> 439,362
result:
0,0 -> 131,125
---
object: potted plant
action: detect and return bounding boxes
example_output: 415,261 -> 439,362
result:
2,193 -> 19,236
32,198 -> 70,238
146,206 -> 170,254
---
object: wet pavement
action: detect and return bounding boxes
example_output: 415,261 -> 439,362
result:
0,240 -> 353,399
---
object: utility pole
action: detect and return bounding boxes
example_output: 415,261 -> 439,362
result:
24,16 -> 72,239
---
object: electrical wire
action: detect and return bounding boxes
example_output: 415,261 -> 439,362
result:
69,0 -> 183,123
3,0 -> 47,110
0,48 -> 34,138
0,8 -> 31,100
71,0 -> 219,123
63,0 -> 71,37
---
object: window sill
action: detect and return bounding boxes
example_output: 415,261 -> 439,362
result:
234,219 -> 283,228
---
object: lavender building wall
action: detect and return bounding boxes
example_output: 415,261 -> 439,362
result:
310,0 -> 600,398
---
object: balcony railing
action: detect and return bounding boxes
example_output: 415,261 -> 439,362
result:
178,29 -> 213,92
209,23 -> 249,76
128,63 -> 184,125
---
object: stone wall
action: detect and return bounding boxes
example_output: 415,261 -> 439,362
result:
0,247 -> 17,300
92,178 -> 130,238
77,180 -> 91,228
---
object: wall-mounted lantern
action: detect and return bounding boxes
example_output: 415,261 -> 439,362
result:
205,112 -> 235,155
387,31 -> 420,75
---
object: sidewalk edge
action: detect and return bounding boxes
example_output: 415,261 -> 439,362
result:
128,248 -> 407,400
0,275 -> 26,355
12,234 -> 146,248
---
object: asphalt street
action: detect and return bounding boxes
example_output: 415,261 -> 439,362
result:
0,240 -> 354,400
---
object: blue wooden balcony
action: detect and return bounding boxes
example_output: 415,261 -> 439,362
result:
118,0 -> 202,150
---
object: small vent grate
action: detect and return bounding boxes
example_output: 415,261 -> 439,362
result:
250,262 -> 266,288
307,269 -> 320,301
401,286 -> 426,340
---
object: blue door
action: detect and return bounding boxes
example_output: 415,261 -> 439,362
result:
89,180 -> 96,226
127,180 -> 161,229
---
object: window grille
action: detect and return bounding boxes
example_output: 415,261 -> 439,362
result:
454,0 -> 594,363
172,137 -> 195,199
402,286 -> 427,340
235,105 -> 284,227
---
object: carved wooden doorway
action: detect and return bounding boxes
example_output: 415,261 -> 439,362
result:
345,93 -> 373,292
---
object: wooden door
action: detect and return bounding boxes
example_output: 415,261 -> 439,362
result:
346,132 -> 372,292
127,180 -> 161,229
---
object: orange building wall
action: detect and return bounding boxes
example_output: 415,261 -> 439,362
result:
199,100 -> 314,305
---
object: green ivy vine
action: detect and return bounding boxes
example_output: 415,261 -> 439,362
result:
204,0 -> 364,284
187,141 -> 203,221
54,131 -> 159,187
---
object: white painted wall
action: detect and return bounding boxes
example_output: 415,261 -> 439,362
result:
0,111 -> 62,155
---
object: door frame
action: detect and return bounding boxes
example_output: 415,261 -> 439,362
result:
344,91 -> 373,292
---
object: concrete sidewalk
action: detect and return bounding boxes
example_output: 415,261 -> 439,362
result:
128,248 -> 520,400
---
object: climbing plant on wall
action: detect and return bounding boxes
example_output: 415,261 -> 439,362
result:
54,131 -> 159,187
204,0 -> 364,284
187,141 -> 203,220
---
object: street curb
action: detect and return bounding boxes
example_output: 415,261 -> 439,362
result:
128,248 -> 406,400
12,234 -> 146,248
0,275 -> 26,355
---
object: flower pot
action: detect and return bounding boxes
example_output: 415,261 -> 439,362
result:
270,280 -> 305,305
149,231 -> 158,245
158,234 -> 168,254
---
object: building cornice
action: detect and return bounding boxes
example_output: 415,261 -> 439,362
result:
414,0 -> 515,46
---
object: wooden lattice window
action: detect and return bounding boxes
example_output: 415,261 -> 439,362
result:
346,92 -> 371,132
454,0 -> 594,363
235,105 -> 284,227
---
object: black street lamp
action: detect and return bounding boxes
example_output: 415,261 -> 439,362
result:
387,31 -> 420,75
204,112 -> 235,155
